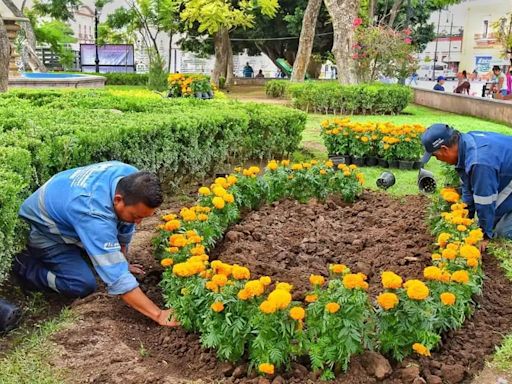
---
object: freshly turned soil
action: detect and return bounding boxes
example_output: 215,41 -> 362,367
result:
4,190 -> 512,384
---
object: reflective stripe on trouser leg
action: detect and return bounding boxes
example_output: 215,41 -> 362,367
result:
47,271 -> 59,293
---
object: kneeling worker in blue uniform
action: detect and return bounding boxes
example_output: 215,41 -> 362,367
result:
14,161 -> 179,327
420,124 -> 512,250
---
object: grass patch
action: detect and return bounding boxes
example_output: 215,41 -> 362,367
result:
300,104 -> 512,196
0,307 -> 75,384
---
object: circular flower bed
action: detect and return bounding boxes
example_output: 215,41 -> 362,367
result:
154,161 -> 484,380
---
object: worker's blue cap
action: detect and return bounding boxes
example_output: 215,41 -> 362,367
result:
421,124 -> 455,164
437,76 -> 445,82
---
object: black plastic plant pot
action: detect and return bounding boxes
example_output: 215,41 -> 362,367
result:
376,171 -> 396,190
413,161 -> 423,170
378,158 -> 389,168
418,168 -> 437,193
388,159 -> 399,168
352,157 -> 365,167
0,298 -> 21,334
328,155 -> 347,166
365,156 -> 378,167
398,160 -> 415,170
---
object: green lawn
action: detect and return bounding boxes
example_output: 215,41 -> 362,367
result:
300,104 -> 512,196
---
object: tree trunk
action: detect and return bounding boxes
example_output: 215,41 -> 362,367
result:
368,0 -> 375,25
323,0 -> 360,84
167,31 -> 173,73
2,0 -> 47,71
291,0 -> 323,82
212,28 -> 233,87
0,17 -> 9,92
388,0 -> 403,27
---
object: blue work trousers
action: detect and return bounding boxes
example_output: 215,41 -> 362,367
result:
16,243 -> 97,298
495,212 -> 512,239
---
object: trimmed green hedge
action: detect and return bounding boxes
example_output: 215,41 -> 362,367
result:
82,72 -> 149,85
0,89 -> 306,284
265,81 -> 412,115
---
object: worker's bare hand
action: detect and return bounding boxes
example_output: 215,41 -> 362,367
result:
156,309 -> 180,327
129,263 -> 145,275
479,239 -> 489,253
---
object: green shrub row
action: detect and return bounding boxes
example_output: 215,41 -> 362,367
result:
265,81 -> 412,115
82,72 -> 149,85
0,89 -> 306,284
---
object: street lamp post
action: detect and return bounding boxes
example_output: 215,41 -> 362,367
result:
94,7 -> 101,73
432,9 -> 442,81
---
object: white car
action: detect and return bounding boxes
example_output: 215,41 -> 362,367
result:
417,64 -> 457,81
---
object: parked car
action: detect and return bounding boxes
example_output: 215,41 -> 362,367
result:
417,63 -> 457,81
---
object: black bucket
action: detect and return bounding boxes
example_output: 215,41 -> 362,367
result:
376,172 -> 396,190
0,298 -> 22,333
418,168 -> 437,193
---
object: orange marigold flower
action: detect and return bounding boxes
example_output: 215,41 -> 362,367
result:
431,253 -> 442,261
198,213 -> 209,221
467,258 -> 478,268
442,248 -> 457,260
451,270 -> 470,284
305,294 -> 318,303
325,160 -> 334,167
412,343 -> 431,356
259,363 -> 274,375
330,264 -> 347,274
212,274 -> 228,287
437,233 -> 451,248
160,258 -> 173,267
460,245 -> 480,259
169,234 -> 187,248
237,289 -> 250,300
377,292 -> 399,310
211,301 -> 224,312
309,274 -> 325,286
163,219 -> 181,231
259,276 -> 272,286
381,271 -> 403,289
231,265 -> 251,280
245,280 -> 265,297
267,161 -> 279,171
259,300 -> 277,314
227,175 -> 237,185
343,273 -> 368,290
423,266 -> 443,281
440,292 -> 456,306
268,289 -> 292,309
405,280 -> 429,300
289,306 -> 305,321
223,193 -> 235,204
325,302 -> 341,314
457,225 -> 467,232
167,247 -> 179,254
205,281 -> 219,292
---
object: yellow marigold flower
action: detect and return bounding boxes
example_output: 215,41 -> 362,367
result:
406,280 -> 429,300
198,213 -> 209,221
440,292 -> 456,306
311,160 -> 318,165
190,245 -> 205,256
212,185 -> 227,197
267,161 -> 279,171
232,265 -> 251,280
302,162 -> 312,169
211,260 -> 232,277
442,248 -> 457,260
349,164 -> 357,170
325,302 -> 341,314
291,163 -> 303,171
281,159 -> 290,166
309,274 -> 325,286
381,271 -> 403,289
441,190 -> 460,203
276,282 -> 293,292
460,245 -> 480,259
377,292 -> 399,310
423,266 -> 443,281
227,175 -> 237,186
457,225 -> 467,232
343,170 -> 351,177
330,264 -> 347,274
163,219 -> 181,231
259,300 -> 277,314
356,173 -> 365,184
215,177 -> 228,188
325,160 -> 334,167
237,289 -> 250,300
320,169 -> 327,175
437,233 -> 451,248
248,166 -> 260,174
268,289 -> 292,309
212,274 -> 228,287
289,306 -> 305,321
431,253 -> 442,261
160,258 -> 173,267
467,258 -> 478,268
245,280 -> 265,297
223,193 -> 235,204
167,247 -> 179,254
211,301 -> 224,312
187,256 -> 204,263
259,276 -> 272,286
212,196 -> 225,209
469,228 -> 484,241
198,187 -> 211,196
412,343 -> 431,357
234,166 -> 242,172
305,294 -> 318,303
451,270 -> 470,284
259,363 -> 274,375
162,213 -> 177,221
205,281 -> 219,292
169,234 -> 187,248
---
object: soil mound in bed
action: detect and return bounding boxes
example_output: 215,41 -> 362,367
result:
48,191 -> 512,384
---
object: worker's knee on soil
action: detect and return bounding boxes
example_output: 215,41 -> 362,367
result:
59,274 -> 97,298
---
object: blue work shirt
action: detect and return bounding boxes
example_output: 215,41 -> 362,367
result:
19,161 -> 139,295
433,83 -> 445,91
456,132 -> 512,238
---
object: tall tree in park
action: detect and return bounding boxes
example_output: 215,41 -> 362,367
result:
323,0 -> 360,84
291,0 -> 323,81
493,13 -> 512,66
0,17 -> 9,91
180,0 -> 279,86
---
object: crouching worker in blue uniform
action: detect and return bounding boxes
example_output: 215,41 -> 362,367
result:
421,124 -> 512,250
14,161 -> 179,327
